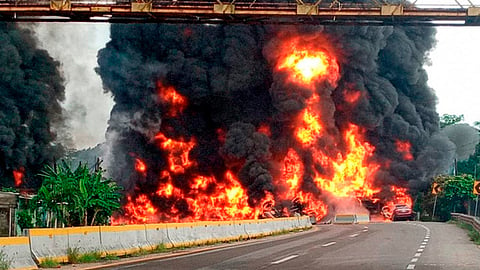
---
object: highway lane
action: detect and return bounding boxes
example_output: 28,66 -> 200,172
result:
415,222 -> 480,269
97,222 -> 480,270
101,222 -> 431,270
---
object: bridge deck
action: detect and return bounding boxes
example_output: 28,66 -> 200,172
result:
0,1 -> 478,25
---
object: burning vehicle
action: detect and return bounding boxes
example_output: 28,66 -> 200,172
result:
96,20 -> 454,224
382,204 -> 414,221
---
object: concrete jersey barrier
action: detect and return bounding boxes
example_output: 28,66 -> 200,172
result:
334,214 -> 357,224
100,224 -> 150,256
64,226 -> 102,254
0,237 -> 37,270
28,227 -> 70,263
23,216 -> 312,266
355,214 -> 370,224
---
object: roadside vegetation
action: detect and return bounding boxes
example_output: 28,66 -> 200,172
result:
23,161 -> 123,228
413,114 -> 480,222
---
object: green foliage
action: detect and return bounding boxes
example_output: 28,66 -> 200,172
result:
77,251 -> 102,263
440,113 -> 464,128
68,247 -> 103,263
39,258 -> 59,268
425,174 -> 477,221
0,250 -> 12,270
153,243 -> 168,253
16,209 -> 33,230
104,254 -> 120,260
0,187 -> 17,193
457,143 -> 480,176
438,174 -> 476,201
33,161 -> 123,227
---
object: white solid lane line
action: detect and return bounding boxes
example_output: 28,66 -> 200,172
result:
321,241 -> 336,247
271,255 -> 299,265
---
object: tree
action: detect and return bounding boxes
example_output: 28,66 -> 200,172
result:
426,174 -> 476,221
32,161 -> 122,227
440,114 -> 464,128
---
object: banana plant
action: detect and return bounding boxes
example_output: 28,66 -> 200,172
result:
33,161 -> 122,227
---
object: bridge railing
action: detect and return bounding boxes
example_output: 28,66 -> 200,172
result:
0,0 -> 477,9
451,213 -> 480,232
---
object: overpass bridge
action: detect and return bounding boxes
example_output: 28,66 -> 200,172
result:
0,0 -> 479,25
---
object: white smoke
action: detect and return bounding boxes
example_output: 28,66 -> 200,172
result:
32,22 -> 113,149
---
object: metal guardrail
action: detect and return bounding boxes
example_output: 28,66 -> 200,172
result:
451,213 -> 480,232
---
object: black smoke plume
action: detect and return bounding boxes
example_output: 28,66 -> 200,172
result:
0,23 -> 66,188
97,6 -> 454,219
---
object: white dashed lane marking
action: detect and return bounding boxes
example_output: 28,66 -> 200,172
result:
349,233 -> 359,238
321,241 -> 336,247
271,254 -> 299,265
405,223 -> 431,270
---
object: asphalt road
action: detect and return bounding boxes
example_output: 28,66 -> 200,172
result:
99,222 -> 480,270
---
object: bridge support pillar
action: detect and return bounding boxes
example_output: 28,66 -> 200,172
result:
213,3 -> 235,14
468,7 -> 480,16
297,4 -> 318,15
381,5 -> 404,16
50,0 -> 71,11
131,1 -> 153,12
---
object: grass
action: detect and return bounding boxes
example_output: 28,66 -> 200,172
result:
39,258 -> 60,268
104,254 -> 120,260
451,220 -> 480,245
67,247 -> 104,264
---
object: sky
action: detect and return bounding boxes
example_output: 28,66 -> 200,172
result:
31,1 -> 480,149
425,27 -> 480,125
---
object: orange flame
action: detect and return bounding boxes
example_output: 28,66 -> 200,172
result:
13,167 -> 24,187
313,125 -> 380,199
257,124 -> 271,137
296,108 -> 322,145
135,158 -> 147,174
157,82 -> 187,116
155,132 -> 196,174
117,33 -> 413,224
395,140 -> 414,161
344,90 -> 362,104
277,37 -> 339,86
123,195 -> 157,224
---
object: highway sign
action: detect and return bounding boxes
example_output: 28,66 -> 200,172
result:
474,181 -> 480,195
432,183 -> 441,195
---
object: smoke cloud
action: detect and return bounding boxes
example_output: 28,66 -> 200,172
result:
97,13 -> 455,219
33,23 -> 113,149
0,23 -> 66,187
